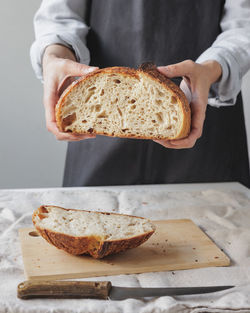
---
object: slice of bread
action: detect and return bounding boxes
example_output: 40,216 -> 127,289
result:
32,206 -> 156,259
56,62 -> 191,140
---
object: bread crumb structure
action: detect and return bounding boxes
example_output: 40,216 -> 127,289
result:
56,63 -> 190,140
32,205 -> 156,259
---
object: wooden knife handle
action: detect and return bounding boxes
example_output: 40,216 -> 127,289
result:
17,280 -> 112,300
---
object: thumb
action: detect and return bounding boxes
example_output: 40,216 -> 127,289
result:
64,60 -> 99,76
158,60 -> 194,78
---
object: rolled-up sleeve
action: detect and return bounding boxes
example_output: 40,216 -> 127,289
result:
196,0 -> 250,107
30,0 -> 90,80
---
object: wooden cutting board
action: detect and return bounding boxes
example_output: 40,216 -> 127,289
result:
19,219 -> 230,280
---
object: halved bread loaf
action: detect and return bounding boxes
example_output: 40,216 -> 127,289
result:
56,63 -> 191,140
32,206 -> 156,259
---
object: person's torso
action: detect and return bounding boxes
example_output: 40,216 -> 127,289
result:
86,0 -> 225,67
63,0 -> 250,188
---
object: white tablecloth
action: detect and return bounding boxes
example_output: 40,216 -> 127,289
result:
1,183 -> 250,313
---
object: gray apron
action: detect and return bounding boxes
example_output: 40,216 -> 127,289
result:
63,0 -> 250,188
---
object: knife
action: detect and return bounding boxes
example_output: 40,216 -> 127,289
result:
17,281 -> 234,300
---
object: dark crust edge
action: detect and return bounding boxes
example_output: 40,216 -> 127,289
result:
56,64 -> 191,140
32,205 -> 156,259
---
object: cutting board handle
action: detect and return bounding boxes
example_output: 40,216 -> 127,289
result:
17,280 -> 112,299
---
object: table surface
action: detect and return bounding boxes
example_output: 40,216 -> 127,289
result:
3,181 -> 249,193
1,182 -> 250,313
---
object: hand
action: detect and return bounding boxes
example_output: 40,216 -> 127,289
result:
155,60 -> 222,149
42,44 -> 99,141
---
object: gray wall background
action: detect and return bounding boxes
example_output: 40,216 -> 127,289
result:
0,0 -> 249,189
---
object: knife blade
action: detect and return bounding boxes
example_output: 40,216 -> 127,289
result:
17,280 -> 234,300
109,285 -> 234,300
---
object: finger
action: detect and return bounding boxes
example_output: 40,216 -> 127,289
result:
44,89 -> 58,125
63,60 -> 99,77
155,138 -> 196,149
57,133 -> 96,142
43,90 -> 74,138
154,140 -> 179,149
157,60 -> 195,78
180,79 -> 192,103
56,133 -> 96,142
170,112 -> 205,149
168,109 -> 204,148
57,63 -> 99,96
168,127 -> 201,148
57,76 -> 77,97
163,98 -> 205,149
47,121 -> 96,141
191,100 -> 206,130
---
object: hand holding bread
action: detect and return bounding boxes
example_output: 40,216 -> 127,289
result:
156,59 -> 222,149
43,45 -> 221,147
42,44 -> 98,141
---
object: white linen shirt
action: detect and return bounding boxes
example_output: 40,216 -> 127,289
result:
30,0 -> 250,107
